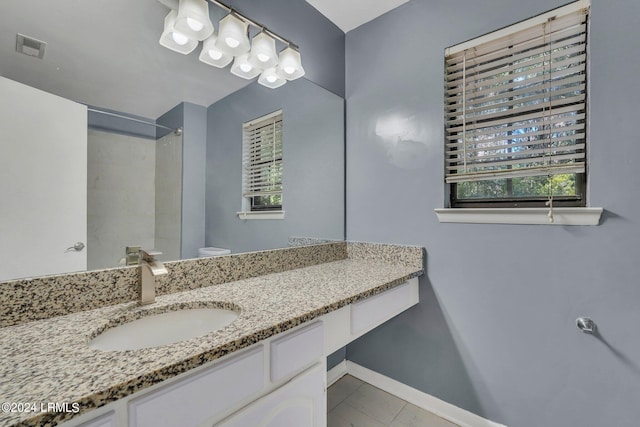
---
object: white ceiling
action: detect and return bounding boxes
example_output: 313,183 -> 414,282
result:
305,0 -> 409,33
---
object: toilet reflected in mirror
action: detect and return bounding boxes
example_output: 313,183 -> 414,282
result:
198,247 -> 232,258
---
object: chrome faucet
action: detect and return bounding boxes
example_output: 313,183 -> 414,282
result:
138,249 -> 168,305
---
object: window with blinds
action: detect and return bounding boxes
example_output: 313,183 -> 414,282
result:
242,110 -> 283,211
444,0 -> 589,207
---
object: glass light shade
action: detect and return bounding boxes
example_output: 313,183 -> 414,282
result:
248,32 -> 278,69
172,32 -> 190,45
159,10 -> 198,55
230,54 -> 262,79
187,18 -> 204,31
174,0 -> 214,41
198,33 -> 233,68
258,67 -> 287,89
277,47 -> 305,80
214,13 -> 250,56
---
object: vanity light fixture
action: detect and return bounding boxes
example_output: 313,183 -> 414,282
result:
258,67 -> 287,89
174,0 -> 214,41
159,10 -> 198,54
277,46 -> 305,81
215,13 -> 250,55
199,33 -> 233,67
230,53 -> 262,79
157,0 -> 304,89
249,31 -> 278,69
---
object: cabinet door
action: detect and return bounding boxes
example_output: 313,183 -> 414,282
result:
217,363 -> 325,427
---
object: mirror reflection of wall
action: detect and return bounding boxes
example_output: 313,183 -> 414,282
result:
207,78 -> 345,254
154,132 -> 183,262
86,127 -> 183,270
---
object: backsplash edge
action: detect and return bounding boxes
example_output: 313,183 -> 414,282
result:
0,242 -> 347,328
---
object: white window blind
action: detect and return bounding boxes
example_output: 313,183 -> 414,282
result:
242,110 -> 283,199
444,2 -> 589,184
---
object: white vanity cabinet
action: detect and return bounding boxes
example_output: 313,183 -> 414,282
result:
129,346 -> 265,427
76,412 -> 116,427
351,279 -> 416,336
62,322 -> 325,427
58,278 -> 419,427
322,278 -> 419,355
216,364 -> 325,427
270,322 -> 324,382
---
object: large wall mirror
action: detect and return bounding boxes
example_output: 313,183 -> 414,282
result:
0,0 -> 344,282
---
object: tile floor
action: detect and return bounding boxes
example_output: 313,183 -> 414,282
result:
327,375 -> 460,427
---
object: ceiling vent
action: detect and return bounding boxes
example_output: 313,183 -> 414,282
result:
16,34 -> 47,59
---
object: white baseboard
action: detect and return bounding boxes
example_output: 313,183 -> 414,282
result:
331,360 -> 507,427
327,360 -> 348,387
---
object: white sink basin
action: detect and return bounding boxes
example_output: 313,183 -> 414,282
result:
89,308 -> 239,351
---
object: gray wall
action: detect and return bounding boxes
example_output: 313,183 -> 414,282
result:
328,348 -> 346,370
224,0 -> 345,97
206,79 -> 344,253
157,102 -> 208,259
345,0 -> 640,426
181,103 -> 208,259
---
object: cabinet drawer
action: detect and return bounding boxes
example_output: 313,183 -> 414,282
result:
129,346 -> 264,427
217,363 -> 326,427
351,281 -> 412,336
77,412 -> 115,427
270,321 -> 323,382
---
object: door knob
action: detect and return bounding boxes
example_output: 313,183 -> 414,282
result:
66,242 -> 85,252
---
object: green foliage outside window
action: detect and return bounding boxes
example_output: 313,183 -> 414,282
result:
457,174 -> 576,200
252,194 -> 282,210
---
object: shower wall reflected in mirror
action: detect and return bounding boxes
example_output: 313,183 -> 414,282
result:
87,127 -> 182,270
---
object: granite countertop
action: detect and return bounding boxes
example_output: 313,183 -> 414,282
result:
0,251 -> 423,427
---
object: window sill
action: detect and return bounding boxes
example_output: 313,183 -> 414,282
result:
237,211 -> 285,220
434,207 -> 603,225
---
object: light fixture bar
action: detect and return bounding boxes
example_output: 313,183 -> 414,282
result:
207,0 -> 299,49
